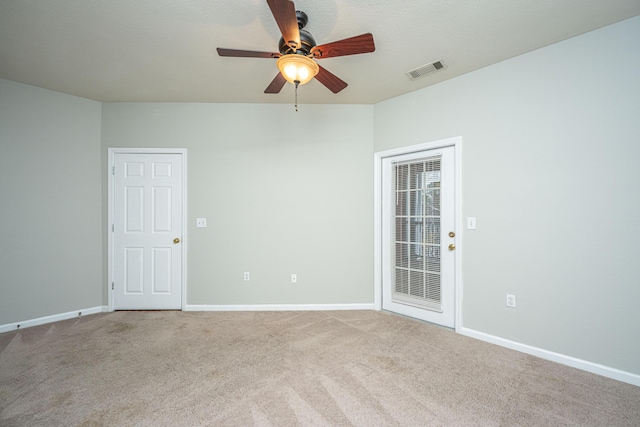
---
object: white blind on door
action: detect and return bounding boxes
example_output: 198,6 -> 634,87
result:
392,156 -> 442,312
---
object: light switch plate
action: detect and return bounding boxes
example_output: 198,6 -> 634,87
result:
467,217 -> 477,229
196,218 -> 207,228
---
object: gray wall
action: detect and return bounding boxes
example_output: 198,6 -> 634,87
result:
101,103 -> 374,306
374,17 -> 640,375
0,79 -> 103,325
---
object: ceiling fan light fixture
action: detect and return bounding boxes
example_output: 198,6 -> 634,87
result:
276,54 -> 319,85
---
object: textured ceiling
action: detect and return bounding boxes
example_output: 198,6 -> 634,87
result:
1,0 -> 639,104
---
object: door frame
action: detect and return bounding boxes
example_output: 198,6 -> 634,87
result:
374,137 -> 463,332
107,148 -> 188,312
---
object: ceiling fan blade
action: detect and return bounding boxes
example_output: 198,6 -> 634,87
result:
217,48 -> 281,58
264,73 -> 287,94
314,65 -> 348,94
266,0 -> 300,50
311,33 -> 375,59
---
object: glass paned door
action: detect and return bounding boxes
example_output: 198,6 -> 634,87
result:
381,145 -> 456,327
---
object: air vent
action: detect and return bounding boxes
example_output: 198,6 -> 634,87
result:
406,60 -> 446,80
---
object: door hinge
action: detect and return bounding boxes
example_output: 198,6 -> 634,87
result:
112,166 -> 115,175
111,282 -> 114,290
112,224 -> 114,232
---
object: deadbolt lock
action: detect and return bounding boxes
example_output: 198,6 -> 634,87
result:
448,231 -> 455,238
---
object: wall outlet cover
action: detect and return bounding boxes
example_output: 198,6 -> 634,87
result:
467,217 -> 477,229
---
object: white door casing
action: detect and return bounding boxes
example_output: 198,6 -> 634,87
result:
108,149 -> 186,311
375,137 -> 462,329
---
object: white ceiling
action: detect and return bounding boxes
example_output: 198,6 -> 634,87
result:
1,0 -> 639,104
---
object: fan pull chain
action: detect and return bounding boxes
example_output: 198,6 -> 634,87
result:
294,80 -> 300,112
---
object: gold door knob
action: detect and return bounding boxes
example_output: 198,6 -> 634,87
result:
173,238 -> 180,244
448,243 -> 456,251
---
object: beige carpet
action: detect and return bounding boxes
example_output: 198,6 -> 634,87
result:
1,310 -> 638,426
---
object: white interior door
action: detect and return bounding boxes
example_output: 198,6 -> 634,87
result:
381,145 -> 456,327
112,153 -> 183,310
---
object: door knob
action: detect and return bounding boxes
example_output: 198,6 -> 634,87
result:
448,243 -> 456,250
449,231 -> 455,238
173,238 -> 180,244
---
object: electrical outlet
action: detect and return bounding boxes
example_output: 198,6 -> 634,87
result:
506,294 -> 516,308
196,217 -> 207,228
243,272 -> 250,281
291,273 -> 297,283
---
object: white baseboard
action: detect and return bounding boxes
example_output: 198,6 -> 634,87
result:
0,306 -> 108,334
459,326 -> 640,387
184,303 -> 376,312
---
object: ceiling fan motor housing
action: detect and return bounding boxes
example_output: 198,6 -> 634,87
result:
278,10 -> 316,55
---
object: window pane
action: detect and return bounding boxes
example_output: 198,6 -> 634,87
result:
409,244 -> 423,270
395,191 -> 408,216
395,243 -> 408,268
409,270 -> 425,298
395,218 -> 408,243
395,268 -> 408,294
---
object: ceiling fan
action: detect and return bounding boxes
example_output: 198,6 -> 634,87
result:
217,0 -> 375,95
